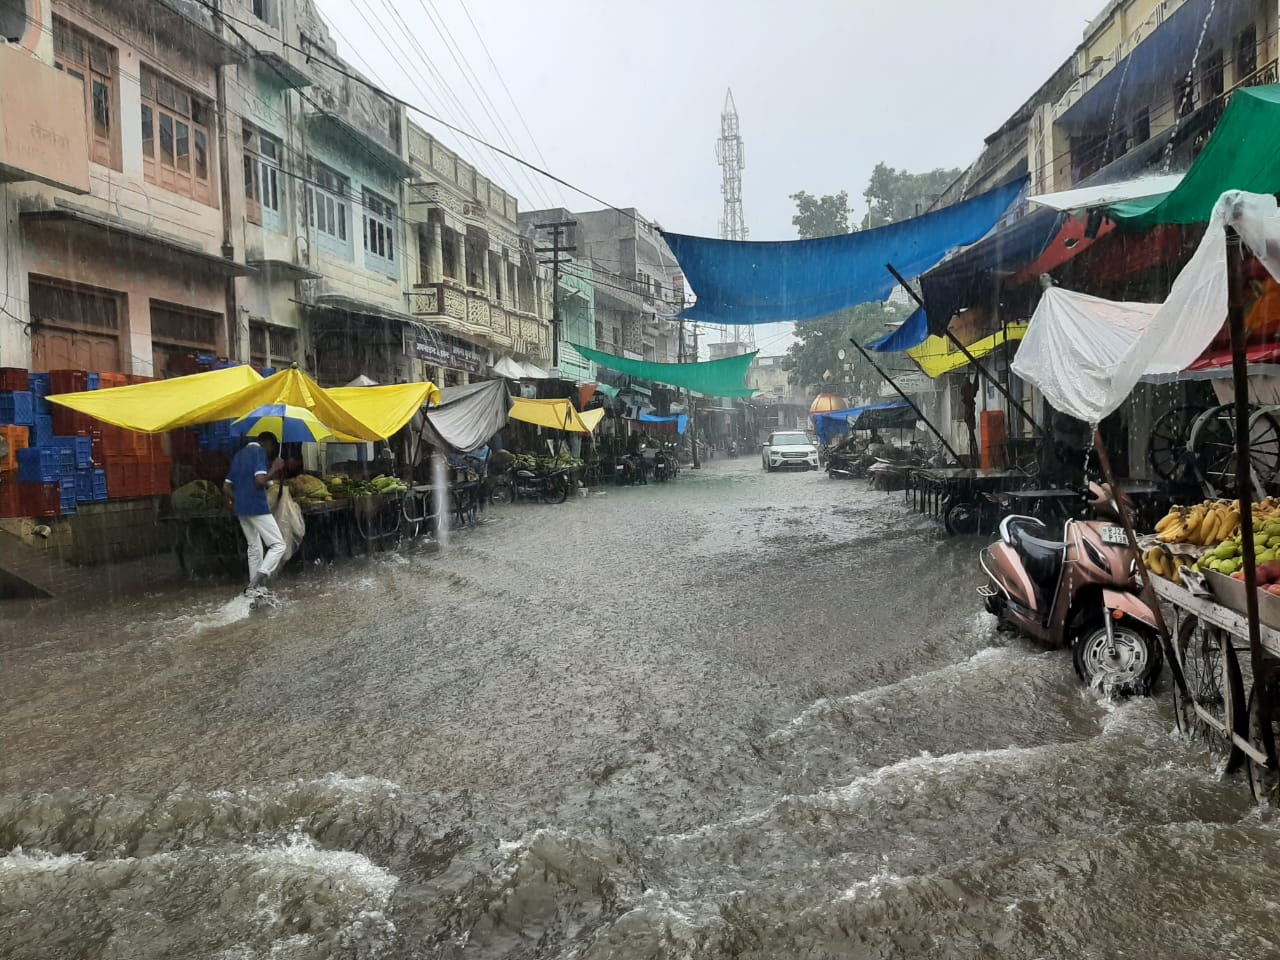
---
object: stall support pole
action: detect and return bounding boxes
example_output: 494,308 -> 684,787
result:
849,338 -> 961,463
885,263 -> 1045,438
1092,428 -> 1187,700
1226,227 -> 1275,772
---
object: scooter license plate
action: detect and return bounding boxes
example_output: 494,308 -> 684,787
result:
1101,525 -> 1128,545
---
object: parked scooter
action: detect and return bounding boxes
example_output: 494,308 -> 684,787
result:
978,482 -> 1163,694
491,464 -> 570,504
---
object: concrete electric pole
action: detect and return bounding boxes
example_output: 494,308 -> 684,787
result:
535,220 -> 577,371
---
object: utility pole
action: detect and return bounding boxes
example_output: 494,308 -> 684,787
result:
535,220 -> 577,371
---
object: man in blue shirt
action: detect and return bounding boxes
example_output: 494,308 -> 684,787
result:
224,432 -> 285,591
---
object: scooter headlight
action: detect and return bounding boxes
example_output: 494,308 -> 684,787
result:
1082,538 -> 1111,573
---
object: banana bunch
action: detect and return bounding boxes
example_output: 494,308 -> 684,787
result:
1155,500 -> 1239,545
1144,544 -> 1194,585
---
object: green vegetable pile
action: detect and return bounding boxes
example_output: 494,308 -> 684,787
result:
507,454 -> 584,472
323,473 -> 408,497
171,479 -> 224,513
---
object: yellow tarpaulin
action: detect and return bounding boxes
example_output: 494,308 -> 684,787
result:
48,367 -> 441,441
326,382 -> 442,439
508,397 -> 603,434
46,365 -> 263,432
908,322 -> 1028,379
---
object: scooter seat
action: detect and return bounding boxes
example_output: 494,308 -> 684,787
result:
999,515 -> 1066,598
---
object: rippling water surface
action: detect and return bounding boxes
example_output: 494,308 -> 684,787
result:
2,459 -> 1277,959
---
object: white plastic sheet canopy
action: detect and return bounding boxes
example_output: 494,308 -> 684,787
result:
1012,191 -> 1280,424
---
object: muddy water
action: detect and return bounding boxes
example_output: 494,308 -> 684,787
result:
2,459 -> 1277,959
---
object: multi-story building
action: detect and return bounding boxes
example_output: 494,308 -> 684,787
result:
520,206 -> 684,365
1,0 -> 249,376
1,0 -> 553,391
404,123 -> 554,386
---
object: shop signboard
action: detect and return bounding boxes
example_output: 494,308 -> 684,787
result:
403,326 -> 487,375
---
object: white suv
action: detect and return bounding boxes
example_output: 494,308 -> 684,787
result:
761,431 -> 820,471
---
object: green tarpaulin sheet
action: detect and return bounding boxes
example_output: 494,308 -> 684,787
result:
567,343 -> 759,398
1109,84 -> 1280,229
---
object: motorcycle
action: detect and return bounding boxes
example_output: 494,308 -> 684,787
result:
728,440 -> 739,458
653,450 -> 678,482
978,482 -> 1163,695
491,464 -> 570,505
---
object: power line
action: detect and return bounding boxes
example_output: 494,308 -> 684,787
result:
410,0 -> 556,211
453,0 -> 569,209
192,0 -> 655,228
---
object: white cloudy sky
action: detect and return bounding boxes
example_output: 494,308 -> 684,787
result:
313,0 -> 1105,356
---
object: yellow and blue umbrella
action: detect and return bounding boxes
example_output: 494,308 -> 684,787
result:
231,403 -> 336,443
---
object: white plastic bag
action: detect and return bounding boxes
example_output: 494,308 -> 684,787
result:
271,483 -> 306,565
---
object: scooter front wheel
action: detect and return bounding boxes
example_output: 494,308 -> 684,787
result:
1073,622 -> 1163,696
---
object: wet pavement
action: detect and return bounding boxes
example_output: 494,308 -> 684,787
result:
2,456 -> 1278,959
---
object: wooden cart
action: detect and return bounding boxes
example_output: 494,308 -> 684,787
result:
1152,575 -> 1280,802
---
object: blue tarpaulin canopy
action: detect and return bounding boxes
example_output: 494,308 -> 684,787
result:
866,306 -> 929,352
812,400 -> 914,444
919,205 -> 1065,335
661,178 -> 1026,327
638,412 -> 688,434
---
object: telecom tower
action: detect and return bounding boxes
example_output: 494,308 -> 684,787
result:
716,88 -> 753,351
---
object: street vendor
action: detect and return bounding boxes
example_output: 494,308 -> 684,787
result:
224,431 -> 286,592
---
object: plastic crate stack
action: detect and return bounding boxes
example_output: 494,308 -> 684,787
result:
1,367 -> 60,519
1,368 -> 174,519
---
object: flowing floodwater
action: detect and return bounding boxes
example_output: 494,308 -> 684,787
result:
2,458 -> 1278,959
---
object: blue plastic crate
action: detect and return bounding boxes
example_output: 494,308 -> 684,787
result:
28,373 -> 50,398
17,446 -> 60,483
92,468 -> 108,501
86,373 -> 100,390
0,391 -> 34,427
74,471 -> 94,503
32,414 -> 54,445
261,367 -> 276,378
58,496 -> 77,517
51,436 -> 93,469
55,448 -> 77,478
33,396 -> 50,415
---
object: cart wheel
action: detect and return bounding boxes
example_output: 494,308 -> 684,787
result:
1246,661 -> 1280,804
1179,623 -> 1248,769
1189,404 -> 1280,497
1147,405 -> 1207,482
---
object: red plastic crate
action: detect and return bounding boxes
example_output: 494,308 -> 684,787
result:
52,406 -> 95,436
97,372 -> 128,389
150,456 -> 173,495
1,471 -> 61,519
0,368 -> 30,392
125,374 -> 156,385
48,369 -> 89,394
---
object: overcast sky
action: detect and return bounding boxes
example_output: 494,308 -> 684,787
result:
314,0 -> 1105,356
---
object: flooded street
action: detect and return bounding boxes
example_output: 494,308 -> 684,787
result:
3,459 -> 1279,959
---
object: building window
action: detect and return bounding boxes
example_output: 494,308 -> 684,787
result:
594,320 -> 604,341
1201,49 -> 1224,100
251,0 -> 275,25
150,301 -> 222,376
140,65 -> 213,204
243,124 -> 282,229
362,189 -> 396,270
1238,25 -> 1258,82
1175,76 -> 1195,118
28,277 -> 123,373
306,160 -> 350,254
53,17 -> 118,169
249,321 -> 297,369
1132,108 -> 1150,146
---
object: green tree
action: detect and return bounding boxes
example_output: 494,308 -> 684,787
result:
781,301 -> 914,404
789,190 -> 850,238
861,163 -> 962,228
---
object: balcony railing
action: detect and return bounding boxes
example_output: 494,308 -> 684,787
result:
407,283 -> 551,355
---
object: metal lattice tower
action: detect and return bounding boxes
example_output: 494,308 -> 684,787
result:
716,88 -> 753,349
